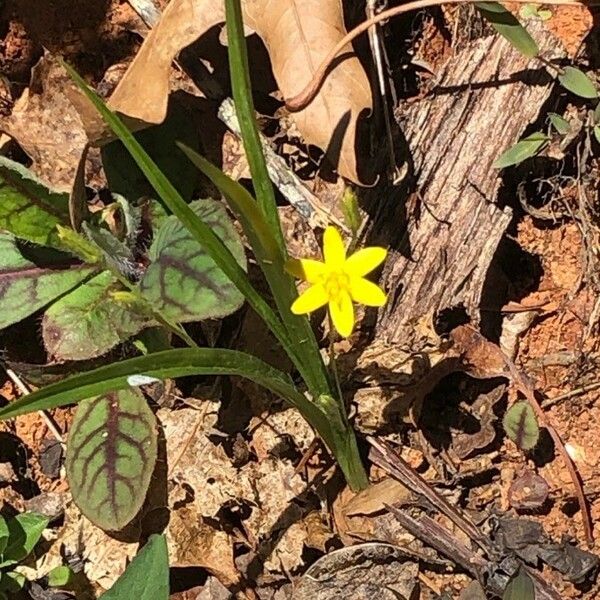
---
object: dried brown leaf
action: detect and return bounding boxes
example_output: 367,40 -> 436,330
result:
108,0 -> 225,127
244,0 -> 372,184
167,505 -> 241,587
344,478 -> 412,516
94,0 -> 372,183
2,55 -> 88,192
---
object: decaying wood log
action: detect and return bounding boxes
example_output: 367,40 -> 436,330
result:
374,20 -> 568,346
351,21 -> 585,433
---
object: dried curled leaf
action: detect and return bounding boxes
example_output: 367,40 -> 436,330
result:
85,0 -> 372,184
244,0 -> 372,184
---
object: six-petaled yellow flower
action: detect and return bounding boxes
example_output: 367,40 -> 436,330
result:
286,226 -> 388,337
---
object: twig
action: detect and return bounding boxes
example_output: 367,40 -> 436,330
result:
4,368 -> 65,446
542,380 -> 600,408
368,437 -> 491,553
285,0 -> 587,112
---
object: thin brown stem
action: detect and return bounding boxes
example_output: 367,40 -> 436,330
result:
286,0 -> 587,112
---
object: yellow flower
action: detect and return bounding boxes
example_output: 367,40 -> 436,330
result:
286,226 -> 388,337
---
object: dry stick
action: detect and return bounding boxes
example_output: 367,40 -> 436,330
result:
4,368 -> 65,446
542,380 -> 600,408
286,0 -> 587,112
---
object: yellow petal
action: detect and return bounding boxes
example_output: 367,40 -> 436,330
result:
323,226 -> 346,268
285,258 -> 327,283
344,247 -> 387,277
349,277 -> 387,306
291,284 -> 328,314
329,291 -> 354,337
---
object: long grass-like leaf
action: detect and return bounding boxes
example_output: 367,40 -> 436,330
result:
0,349 -> 326,427
224,0 -> 331,396
225,0 -> 284,252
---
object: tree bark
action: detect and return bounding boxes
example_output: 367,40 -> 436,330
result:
373,21 -> 566,346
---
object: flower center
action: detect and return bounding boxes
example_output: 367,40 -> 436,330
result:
324,271 -> 350,301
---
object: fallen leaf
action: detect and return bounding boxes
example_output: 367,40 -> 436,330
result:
243,0 -> 373,183
160,406 -> 312,574
1,54 -> 88,192
452,385 -> 505,460
344,478 -> 413,516
107,0 -> 224,128
451,325 -> 508,378
166,506 -> 241,588
508,470 -> 549,511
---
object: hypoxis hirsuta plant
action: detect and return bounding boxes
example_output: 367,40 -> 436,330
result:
0,0 -> 389,530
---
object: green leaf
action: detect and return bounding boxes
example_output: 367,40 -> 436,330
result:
102,101 -> 199,203
0,571 -> 26,593
0,157 -> 70,249
503,401 -> 539,450
0,232 -> 94,329
475,3 -> 538,58
0,516 -> 9,556
42,271 -> 150,361
341,187 -> 361,238
99,534 -> 169,600
548,113 -> 571,135
493,132 -> 549,169
66,388 -> 158,530
222,0 -> 333,399
1,513 -> 49,566
139,199 -> 246,322
558,67 -> 598,99
503,567 -> 535,599
47,565 -> 73,587
594,103 -> 600,124
594,125 -> 600,145
63,62 -> 295,374
0,348 -> 329,438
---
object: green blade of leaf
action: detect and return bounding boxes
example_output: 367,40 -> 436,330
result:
503,401 -> 540,450
47,565 -> 73,588
62,62 -> 296,372
66,388 -> 158,530
558,66 -> 598,99
139,199 -> 246,322
594,125 -> 600,145
1,513 -> 49,567
0,516 -> 9,556
225,0 -> 284,253
493,132 -> 549,169
0,348 -> 327,429
0,232 -> 95,329
548,113 -> 571,135
177,145 -> 329,394
594,102 -> 600,125
99,534 -> 169,600
42,271 -> 150,361
475,3 -> 538,58
223,0 -> 333,397
503,567 -> 535,600
0,157 -> 70,249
